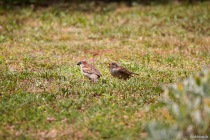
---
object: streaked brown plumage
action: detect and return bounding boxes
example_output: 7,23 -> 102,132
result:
108,62 -> 138,80
77,61 -> 101,82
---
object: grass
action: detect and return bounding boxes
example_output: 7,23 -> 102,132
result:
0,1 -> 210,139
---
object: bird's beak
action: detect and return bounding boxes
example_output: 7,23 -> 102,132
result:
77,62 -> 82,65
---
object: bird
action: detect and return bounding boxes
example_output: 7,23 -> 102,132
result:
77,60 -> 102,83
108,62 -> 138,80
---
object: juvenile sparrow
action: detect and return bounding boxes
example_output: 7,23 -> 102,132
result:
108,62 -> 138,80
77,61 -> 102,83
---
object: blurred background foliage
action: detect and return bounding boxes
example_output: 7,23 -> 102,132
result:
1,0 -> 207,6
146,67 -> 210,139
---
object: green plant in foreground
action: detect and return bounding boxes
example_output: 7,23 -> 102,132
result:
145,67 -> 210,139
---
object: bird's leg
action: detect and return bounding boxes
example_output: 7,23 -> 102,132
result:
93,78 -> 97,83
89,77 -> 95,83
89,77 -> 92,81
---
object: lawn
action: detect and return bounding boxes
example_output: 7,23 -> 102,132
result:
0,1 -> 210,139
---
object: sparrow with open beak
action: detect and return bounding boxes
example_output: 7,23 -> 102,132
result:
108,62 -> 138,80
77,61 -> 102,83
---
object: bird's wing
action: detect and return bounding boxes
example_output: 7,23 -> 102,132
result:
82,64 -> 101,77
117,66 -> 138,75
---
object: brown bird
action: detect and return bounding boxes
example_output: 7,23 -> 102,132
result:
77,61 -> 102,83
108,62 -> 138,80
